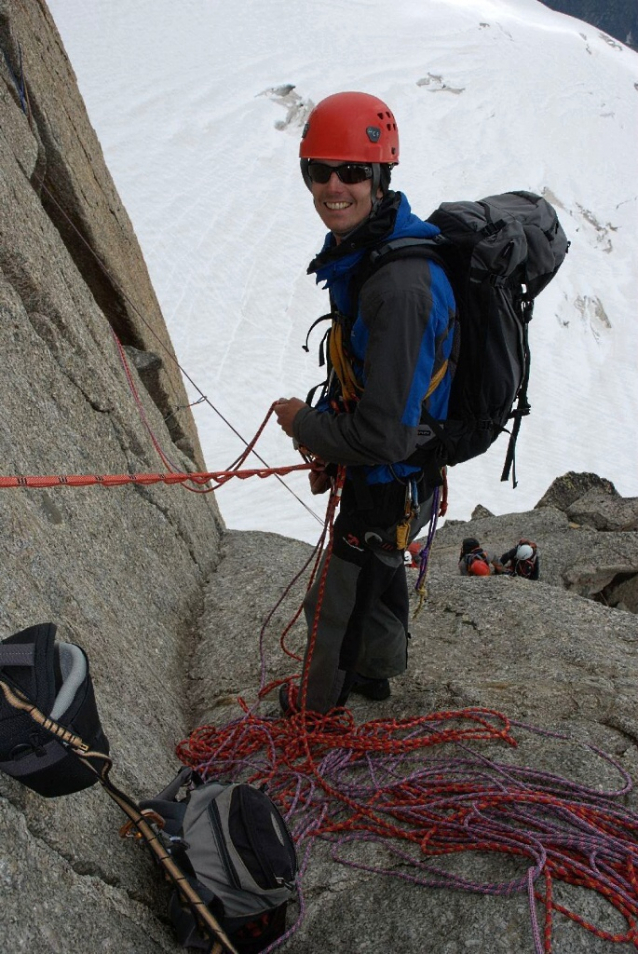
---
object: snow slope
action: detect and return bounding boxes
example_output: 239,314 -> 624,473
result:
48,0 -> 638,543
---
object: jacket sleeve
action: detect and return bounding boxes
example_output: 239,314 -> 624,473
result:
293,257 -> 455,466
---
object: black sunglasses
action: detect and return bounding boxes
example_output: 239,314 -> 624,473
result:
307,161 -> 373,185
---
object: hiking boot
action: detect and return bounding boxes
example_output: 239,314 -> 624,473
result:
278,682 -> 299,717
350,674 -> 391,701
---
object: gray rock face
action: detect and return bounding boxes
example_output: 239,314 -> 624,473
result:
0,0 -> 204,469
0,5 -> 223,952
471,503 -> 494,519
567,488 -> 638,532
535,471 -> 618,512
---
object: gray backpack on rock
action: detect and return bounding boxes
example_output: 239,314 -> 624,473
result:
140,767 -> 298,954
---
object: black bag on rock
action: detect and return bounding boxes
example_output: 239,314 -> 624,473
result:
0,621 -> 109,796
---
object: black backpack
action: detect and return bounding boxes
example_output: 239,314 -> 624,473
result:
139,768 -> 298,954
359,190 -> 569,485
0,622 -> 110,797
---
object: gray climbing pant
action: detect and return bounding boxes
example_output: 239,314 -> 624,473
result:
301,476 -> 435,713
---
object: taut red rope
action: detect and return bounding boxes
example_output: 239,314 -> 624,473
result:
0,402 -> 317,495
0,463 -> 311,492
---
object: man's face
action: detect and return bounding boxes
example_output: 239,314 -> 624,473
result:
310,161 -> 379,242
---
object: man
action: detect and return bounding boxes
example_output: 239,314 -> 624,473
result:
458,538 -> 496,577
274,91 -> 457,714
499,541 -> 540,580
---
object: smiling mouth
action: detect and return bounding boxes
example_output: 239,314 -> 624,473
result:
325,201 -> 352,210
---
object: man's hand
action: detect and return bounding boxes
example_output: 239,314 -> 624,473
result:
274,397 -> 306,437
309,465 -> 331,495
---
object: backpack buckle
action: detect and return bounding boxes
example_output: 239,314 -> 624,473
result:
482,219 -> 505,237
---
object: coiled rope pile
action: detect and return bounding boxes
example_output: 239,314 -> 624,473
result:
175,479 -> 638,953
177,704 -> 638,953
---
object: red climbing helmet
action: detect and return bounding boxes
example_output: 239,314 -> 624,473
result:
300,91 -> 399,163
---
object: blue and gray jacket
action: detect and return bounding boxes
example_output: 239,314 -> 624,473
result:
292,192 -> 457,485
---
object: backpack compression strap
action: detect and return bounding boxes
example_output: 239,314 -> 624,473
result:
500,297 -> 534,487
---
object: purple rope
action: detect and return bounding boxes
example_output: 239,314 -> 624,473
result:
191,710 -> 638,948
415,485 -> 440,593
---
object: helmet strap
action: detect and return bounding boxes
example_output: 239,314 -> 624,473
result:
370,164 -> 382,215
300,158 -> 312,192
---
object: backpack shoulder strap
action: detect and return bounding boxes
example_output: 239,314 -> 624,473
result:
350,236 -> 451,304
348,237 -> 456,461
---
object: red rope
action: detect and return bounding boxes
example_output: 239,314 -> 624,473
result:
439,467 -> 448,516
0,402 -> 320,495
110,330 -> 179,472
177,706 -> 638,952
0,463 -> 311,491
175,468 -> 638,953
